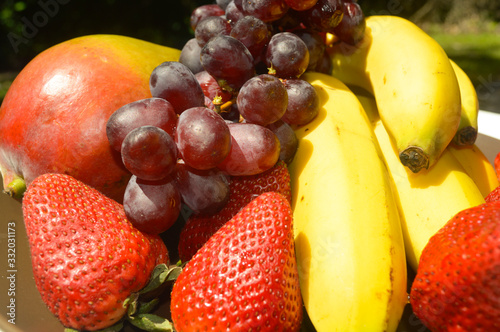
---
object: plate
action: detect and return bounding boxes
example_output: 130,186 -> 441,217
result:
1,111 -> 499,332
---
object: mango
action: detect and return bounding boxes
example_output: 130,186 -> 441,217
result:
0,34 -> 181,202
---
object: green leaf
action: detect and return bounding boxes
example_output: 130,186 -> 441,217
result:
125,292 -> 140,317
139,264 -> 182,295
137,298 -> 160,315
127,313 -> 174,332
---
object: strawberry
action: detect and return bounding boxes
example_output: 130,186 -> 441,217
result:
177,160 -> 291,262
495,151 -> 500,182
485,184 -> 500,203
22,173 -> 170,331
410,201 -> 500,332
170,192 -> 303,331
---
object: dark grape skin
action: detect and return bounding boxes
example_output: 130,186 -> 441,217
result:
175,107 -> 232,170
294,29 -> 326,71
106,97 -> 177,152
217,122 -> 280,176
282,78 -> 320,126
240,0 -> 289,23
237,74 -> 288,126
175,162 -> 230,216
230,15 -> 272,63
179,38 -> 204,74
265,32 -> 310,78
150,61 -> 205,114
124,175 -> 181,235
266,119 -> 299,164
297,0 -> 344,32
284,0 -> 318,11
195,16 -> 232,48
200,35 -> 255,93
121,126 -> 177,181
332,2 -> 366,45
190,4 -> 225,30
225,0 -> 245,24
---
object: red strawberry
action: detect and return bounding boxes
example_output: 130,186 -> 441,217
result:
178,160 -> 291,262
495,151 -> 500,182
22,173 -> 170,331
171,192 -> 303,331
410,201 -> 500,332
485,185 -> 500,203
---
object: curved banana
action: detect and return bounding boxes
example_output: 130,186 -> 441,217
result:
450,59 -> 479,146
373,119 -> 485,271
448,144 -> 499,197
289,72 -> 407,332
329,15 -> 462,173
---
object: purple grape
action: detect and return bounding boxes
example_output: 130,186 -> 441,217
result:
230,15 -> 272,63
237,74 -> 288,126
175,107 -> 232,170
190,4 -> 225,30
175,162 -> 230,215
266,119 -> 298,164
282,78 -> 320,125
332,2 -> 366,45
195,16 -> 232,47
200,35 -> 255,92
240,0 -> 289,23
124,175 -> 181,234
217,122 -> 280,176
121,125 -> 177,181
179,38 -> 204,74
149,61 -> 205,114
106,97 -> 177,152
265,32 -> 310,78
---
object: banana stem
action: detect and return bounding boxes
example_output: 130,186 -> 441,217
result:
400,147 -> 429,173
453,126 -> 478,146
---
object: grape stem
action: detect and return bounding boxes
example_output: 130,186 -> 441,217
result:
213,97 -> 236,114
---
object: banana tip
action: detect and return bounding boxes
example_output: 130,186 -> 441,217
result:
399,147 -> 429,173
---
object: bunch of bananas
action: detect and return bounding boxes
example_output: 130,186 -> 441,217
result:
289,15 -> 499,331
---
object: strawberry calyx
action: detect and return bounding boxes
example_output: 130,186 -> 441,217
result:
64,263 -> 183,332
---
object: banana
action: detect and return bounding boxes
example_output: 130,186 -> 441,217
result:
373,118 -> 485,271
448,144 -> 499,197
450,59 -> 479,146
289,72 -> 407,332
329,15 -> 462,173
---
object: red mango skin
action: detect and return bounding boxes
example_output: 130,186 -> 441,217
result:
0,35 -> 181,202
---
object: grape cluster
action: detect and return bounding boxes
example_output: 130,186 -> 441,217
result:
106,0 -> 366,234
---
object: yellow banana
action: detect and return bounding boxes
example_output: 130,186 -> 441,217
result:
450,59 -> 479,146
448,144 -> 499,197
289,72 -> 407,332
329,15 -> 462,173
373,119 -> 485,271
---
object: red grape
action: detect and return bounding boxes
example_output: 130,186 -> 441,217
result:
190,4 -> 225,31
225,0 -> 245,24
175,107 -> 232,170
284,0 -> 318,11
179,38 -> 204,74
240,0 -> 289,23
266,119 -> 298,164
333,2 -> 366,45
217,122 -> 280,176
200,35 -> 255,92
124,175 -> 181,234
121,125 -> 177,181
195,70 -> 233,105
282,78 -> 320,125
265,32 -> 310,78
175,162 -> 230,215
195,16 -> 232,47
230,15 -> 272,63
150,61 -> 205,114
106,97 -> 177,152
294,29 -> 326,71
237,74 -> 288,126
297,0 -> 343,32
